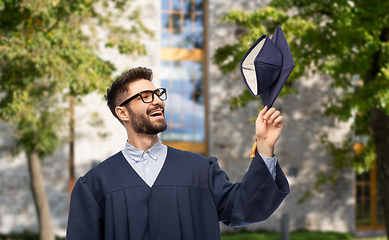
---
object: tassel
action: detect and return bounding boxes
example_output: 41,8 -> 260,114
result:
249,137 -> 257,158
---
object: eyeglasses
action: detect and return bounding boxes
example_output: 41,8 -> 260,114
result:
119,88 -> 167,106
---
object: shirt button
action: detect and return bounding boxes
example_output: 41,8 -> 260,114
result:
146,167 -> 150,171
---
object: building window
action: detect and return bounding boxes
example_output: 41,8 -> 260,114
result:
353,108 -> 384,230
160,0 -> 207,155
161,0 -> 203,49
355,159 -> 385,230
160,61 -> 205,142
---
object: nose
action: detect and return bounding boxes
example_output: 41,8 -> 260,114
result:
151,92 -> 163,104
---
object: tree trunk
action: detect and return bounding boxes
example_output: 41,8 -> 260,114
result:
69,96 -> 75,203
366,28 -> 389,238
27,152 -> 55,240
370,108 -> 389,239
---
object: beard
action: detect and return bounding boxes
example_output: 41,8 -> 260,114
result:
126,104 -> 167,135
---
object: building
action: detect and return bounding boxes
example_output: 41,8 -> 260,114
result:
0,0 -> 385,237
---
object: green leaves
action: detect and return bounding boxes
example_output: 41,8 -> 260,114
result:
0,0 -> 153,157
213,6 -> 306,109
213,0 -> 389,201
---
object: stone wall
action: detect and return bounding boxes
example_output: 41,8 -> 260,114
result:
207,0 -> 355,233
0,124 -> 69,234
0,0 -> 160,236
0,0 -> 357,236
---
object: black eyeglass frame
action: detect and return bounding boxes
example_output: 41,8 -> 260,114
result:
119,88 -> 167,106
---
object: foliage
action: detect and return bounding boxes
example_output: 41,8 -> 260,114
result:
298,132 -> 376,203
0,2 -> 152,238
1,230 -> 384,240
221,230 -> 354,240
213,0 -> 389,195
213,7 -> 301,110
0,0 -> 153,158
0,231 -> 65,240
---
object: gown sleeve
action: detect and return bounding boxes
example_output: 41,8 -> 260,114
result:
66,177 -> 103,240
209,150 -> 290,227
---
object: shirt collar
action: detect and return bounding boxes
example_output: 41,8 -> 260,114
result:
124,139 -> 164,162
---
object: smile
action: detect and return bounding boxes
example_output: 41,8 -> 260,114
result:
149,109 -> 164,117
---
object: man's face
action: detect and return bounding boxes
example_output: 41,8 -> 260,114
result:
124,79 -> 167,135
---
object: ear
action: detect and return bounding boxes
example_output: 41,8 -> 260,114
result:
115,106 -> 130,122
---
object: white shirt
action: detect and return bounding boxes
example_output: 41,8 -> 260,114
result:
121,140 -> 167,187
122,140 -> 277,187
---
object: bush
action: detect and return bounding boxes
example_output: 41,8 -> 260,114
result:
221,230 -> 354,240
0,231 -> 65,240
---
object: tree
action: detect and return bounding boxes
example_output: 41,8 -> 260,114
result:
213,0 -> 389,237
0,1 -> 152,239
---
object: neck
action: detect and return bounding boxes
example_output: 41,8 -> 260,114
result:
126,128 -> 160,152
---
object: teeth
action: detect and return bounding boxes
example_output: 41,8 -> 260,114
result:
150,110 -> 163,116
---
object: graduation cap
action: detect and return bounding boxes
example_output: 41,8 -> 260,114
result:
240,25 -> 295,107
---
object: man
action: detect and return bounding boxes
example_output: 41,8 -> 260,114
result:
66,67 -> 289,240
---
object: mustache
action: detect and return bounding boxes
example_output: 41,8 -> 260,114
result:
147,103 -> 165,115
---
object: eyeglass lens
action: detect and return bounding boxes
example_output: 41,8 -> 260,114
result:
141,89 -> 166,103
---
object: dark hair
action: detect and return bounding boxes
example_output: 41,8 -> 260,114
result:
105,67 -> 153,123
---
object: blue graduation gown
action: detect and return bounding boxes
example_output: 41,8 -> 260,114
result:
66,147 -> 289,240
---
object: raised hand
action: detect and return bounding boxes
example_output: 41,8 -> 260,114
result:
255,106 -> 284,157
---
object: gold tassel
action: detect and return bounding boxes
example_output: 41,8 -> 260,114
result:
249,137 -> 257,158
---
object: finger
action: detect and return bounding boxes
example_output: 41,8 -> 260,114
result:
263,107 -> 276,120
258,106 -> 268,119
272,116 -> 283,126
267,110 -> 281,124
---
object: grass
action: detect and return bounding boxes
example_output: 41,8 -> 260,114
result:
0,230 -> 386,240
221,230 -> 387,240
0,231 -> 65,240
354,238 -> 387,240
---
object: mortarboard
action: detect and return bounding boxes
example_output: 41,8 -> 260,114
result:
240,25 -> 295,107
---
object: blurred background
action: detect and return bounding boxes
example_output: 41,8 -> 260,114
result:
0,0 -> 388,239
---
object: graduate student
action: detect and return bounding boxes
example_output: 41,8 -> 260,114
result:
66,67 -> 290,240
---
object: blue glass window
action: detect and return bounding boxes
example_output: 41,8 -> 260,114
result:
160,60 -> 205,142
161,0 -> 170,11
172,0 -> 182,10
161,0 -> 203,49
161,0 -> 205,143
